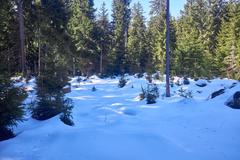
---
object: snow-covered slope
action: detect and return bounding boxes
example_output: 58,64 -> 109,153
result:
0,76 -> 240,160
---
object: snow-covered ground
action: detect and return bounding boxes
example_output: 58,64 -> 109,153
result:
1,76 -> 240,160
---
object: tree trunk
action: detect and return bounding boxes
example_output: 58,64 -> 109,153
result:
73,57 -> 76,76
38,27 -> 41,76
100,47 -> 103,74
165,0 -> 170,97
17,0 -> 26,77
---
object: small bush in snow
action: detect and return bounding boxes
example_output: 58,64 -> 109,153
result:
92,86 -> 97,92
175,79 -> 182,86
77,76 -> 81,83
146,84 -> 159,104
146,74 -> 153,83
135,73 -> 144,78
118,76 -> 127,88
153,71 -> 164,81
178,88 -> 193,98
139,85 -> 146,100
183,77 -> 190,85
60,98 -> 74,126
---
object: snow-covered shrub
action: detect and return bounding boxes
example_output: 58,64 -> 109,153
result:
146,84 -> 159,104
178,88 -> 193,98
118,76 -> 127,88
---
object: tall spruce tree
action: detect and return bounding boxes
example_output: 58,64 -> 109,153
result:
0,1 -> 27,141
175,0 -> 205,77
127,2 -> 148,73
96,2 -> 111,74
216,0 -> 240,79
111,0 -> 131,74
68,0 -> 97,76
32,0 -> 74,125
148,0 -> 167,73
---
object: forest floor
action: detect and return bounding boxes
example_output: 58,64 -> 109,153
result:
0,75 -> 240,160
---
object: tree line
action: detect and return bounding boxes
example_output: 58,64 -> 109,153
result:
1,0 -> 239,79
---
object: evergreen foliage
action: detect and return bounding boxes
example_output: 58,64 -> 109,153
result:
118,76 -> 127,88
1,0 -> 240,79
111,0 -> 131,74
0,74 -> 27,140
145,83 -> 159,104
216,1 -> 240,79
127,3 -> 148,73
96,2 -> 111,74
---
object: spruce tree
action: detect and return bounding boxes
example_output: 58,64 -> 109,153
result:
0,74 -> 27,141
127,2 -> 148,73
0,1 -> 27,140
148,0 -> 167,73
0,0 -> 20,74
68,0 -> 98,76
175,0 -> 205,77
96,2 -> 111,75
111,0 -> 131,74
216,1 -> 240,79
32,0 -> 74,125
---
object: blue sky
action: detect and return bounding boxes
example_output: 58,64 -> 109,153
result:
94,0 -> 186,20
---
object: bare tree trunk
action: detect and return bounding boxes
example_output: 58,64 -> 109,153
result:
38,27 -> 41,76
165,0 -> 170,97
7,48 -> 11,74
73,57 -> 76,76
100,47 -> 103,74
17,0 -> 26,77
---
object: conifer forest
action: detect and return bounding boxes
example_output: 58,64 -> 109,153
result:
0,0 -> 240,160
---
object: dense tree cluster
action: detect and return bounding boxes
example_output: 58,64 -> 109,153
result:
1,0 -> 239,78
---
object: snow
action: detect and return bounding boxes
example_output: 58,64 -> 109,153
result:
1,76 -> 240,160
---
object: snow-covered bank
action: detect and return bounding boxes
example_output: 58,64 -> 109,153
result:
0,76 -> 240,160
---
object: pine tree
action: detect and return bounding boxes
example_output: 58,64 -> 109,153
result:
111,0 -> 131,74
0,74 -> 27,141
0,1 -> 27,140
175,0 -> 205,77
127,2 -> 148,73
203,0 -> 226,76
68,0 -> 97,76
96,2 -> 111,75
0,0 -> 20,75
216,1 -> 240,79
148,0 -> 167,73
32,0 -> 74,124
148,0 -> 176,74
